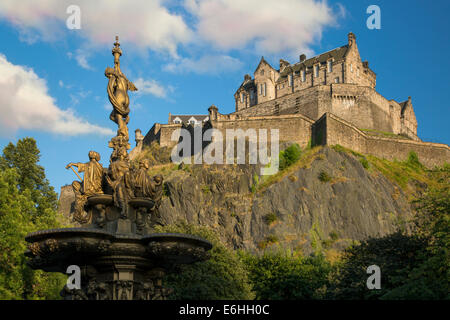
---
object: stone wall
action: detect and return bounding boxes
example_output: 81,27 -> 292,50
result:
144,122 -> 181,148
315,113 -> 449,168
144,110 -> 447,169
212,113 -> 315,148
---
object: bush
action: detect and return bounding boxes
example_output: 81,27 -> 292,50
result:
279,144 -> 302,171
318,170 -> 332,182
359,157 -> 370,169
264,213 -> 278,225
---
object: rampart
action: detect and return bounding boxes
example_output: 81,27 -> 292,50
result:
312,113 -> 449,168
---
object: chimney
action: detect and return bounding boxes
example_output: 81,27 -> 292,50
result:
299,54 -> 306,62
244,74 -> 251,81
348,32 -> 356,46
208,104 -> 218,121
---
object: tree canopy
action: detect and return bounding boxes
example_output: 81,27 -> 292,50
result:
0,138 -> 65,299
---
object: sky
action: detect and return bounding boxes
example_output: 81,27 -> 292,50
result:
0,0 -> 448,195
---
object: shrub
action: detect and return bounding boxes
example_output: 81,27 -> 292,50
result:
329,231 -> 339,241
264,213 -> 278,225
359,157 -> 370,169
318,170 -> 332,182
279,144 -> 302,171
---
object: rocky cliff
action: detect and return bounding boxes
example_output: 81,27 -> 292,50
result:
59,145 -> 428,254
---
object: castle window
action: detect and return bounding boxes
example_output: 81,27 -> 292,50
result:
240,92 -> 244,103
263,83 -> 266,97
288,74 -> 292,87
301,70 -> 306,82
259,83 -> 262,95
350,64 -> 353,72
334,77 -> 340,83
327,60 -> 333,73
314,65 -> 319,78
260,69 -> 264,76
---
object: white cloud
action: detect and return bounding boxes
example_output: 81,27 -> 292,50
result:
134,78 -> 174,99
68,49 -> 94,70
0,0 -> 192,57
164,54 -> 243,74
185,0 -> 339,57
0,54 -> 114,137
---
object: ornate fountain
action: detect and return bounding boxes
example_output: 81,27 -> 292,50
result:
24,37 -> 212,300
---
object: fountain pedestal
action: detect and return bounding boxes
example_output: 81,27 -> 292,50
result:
25,228 -> 212,300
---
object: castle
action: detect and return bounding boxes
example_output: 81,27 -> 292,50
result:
142,33 -> 449,168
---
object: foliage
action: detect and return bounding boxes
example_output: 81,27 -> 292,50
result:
0,138 -> 58,223
255,146 -> 322,193
0,138 -> 66,299
153,222 -> 254,300
240,251 -> 333,300
201,185 -> 211,194
318,170 -> 332,182
406,151 -> 422,168
329,232 -> 428,299
264,213 -> 278,225
279,144 -> 302,171
359,157 -> 370,169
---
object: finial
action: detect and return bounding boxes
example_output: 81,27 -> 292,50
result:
112,35 -> 122,57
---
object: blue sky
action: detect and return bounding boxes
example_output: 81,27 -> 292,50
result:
0,0 -> 448,194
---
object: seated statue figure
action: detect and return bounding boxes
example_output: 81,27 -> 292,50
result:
66,151 -> 104,224
133,159 -> 163,203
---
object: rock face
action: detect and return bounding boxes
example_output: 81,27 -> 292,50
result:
59,147 -> 414,253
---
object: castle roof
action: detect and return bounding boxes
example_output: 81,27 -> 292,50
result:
279,45 -> 349,78
169,114 -> 209,124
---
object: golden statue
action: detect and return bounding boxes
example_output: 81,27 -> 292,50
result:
66,151 -> 104,223
105,36 -> 137,140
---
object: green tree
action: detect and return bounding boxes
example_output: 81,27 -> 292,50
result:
0,138 -> 65,299
0,138 -> 58,222
240,251 -> 332,300
153,222 -> 254,300
329,232 -> 427,299
383,185 -> 450,299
